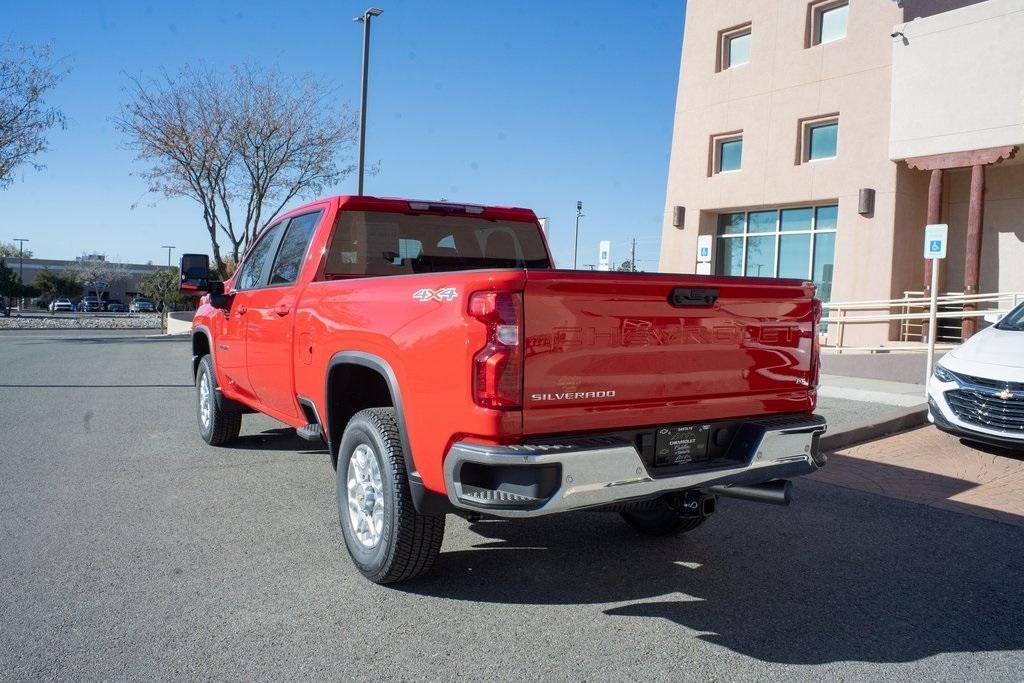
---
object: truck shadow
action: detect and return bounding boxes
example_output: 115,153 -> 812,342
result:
401,480 -> 1024,665
227,427 -> 328,455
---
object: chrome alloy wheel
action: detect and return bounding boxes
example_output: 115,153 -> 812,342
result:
198,371 -> 211,430
346,444 -> 385,549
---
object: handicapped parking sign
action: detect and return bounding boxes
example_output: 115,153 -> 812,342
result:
923,224 -> 948,260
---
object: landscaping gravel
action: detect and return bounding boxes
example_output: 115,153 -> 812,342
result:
0,313 -> 161,330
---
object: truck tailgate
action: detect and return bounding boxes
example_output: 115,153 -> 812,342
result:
521,270 -> 817,436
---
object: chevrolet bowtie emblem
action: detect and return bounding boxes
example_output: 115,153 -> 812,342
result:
997,389 -> 1014,401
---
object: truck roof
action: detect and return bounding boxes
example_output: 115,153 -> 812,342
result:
292,195 -> 540,223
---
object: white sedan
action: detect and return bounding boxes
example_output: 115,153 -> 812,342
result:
928,302 -> 1024,450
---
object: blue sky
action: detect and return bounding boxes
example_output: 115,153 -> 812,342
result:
3,0 -> 685,269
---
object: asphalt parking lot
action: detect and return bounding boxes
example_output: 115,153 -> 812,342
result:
1,331 -> 1022,680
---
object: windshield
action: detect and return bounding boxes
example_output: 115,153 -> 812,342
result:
996,303 -> 1024,331
322,211 -> 551,278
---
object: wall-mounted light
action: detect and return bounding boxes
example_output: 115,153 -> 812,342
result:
858,188 -> 875,216
672,206 -> 685,228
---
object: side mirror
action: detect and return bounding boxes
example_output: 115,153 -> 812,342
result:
983,312 -> 1004,325
179,254 -> 223,296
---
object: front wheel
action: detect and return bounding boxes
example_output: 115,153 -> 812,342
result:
195,354 -> 241,446
336,408 -> 445,584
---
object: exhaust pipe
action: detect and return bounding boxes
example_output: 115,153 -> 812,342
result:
708,480 -> 792,506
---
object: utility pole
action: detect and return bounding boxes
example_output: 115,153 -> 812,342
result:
573,201 -> 583,269
13,238 -> 29,311
630,238 -> 637,272
160,245 -> 175,330
354,7 -> 384,196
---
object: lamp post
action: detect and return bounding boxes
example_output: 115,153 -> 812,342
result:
13,238 -> 29,311
161,245 -> 175,269
572,201 -> 583,270
354,7 -> 383,196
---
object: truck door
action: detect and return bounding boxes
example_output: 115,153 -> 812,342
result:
245,210 -> 323,420
219,221 -> 287,400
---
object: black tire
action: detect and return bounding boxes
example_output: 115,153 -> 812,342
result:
336,408 -> 445,584
195,354 -> 241,446
620,499 -> 707,536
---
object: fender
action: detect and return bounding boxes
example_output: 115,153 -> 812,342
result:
326,351 -> 453,515
192,324 -> 250,414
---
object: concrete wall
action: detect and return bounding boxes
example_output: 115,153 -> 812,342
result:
166,311 -> 195,336
890,0 -> 1024,160
943,162 -> 1024,294
660,0 -> 905,345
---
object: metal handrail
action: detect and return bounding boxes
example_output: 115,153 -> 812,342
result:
821,290 -> 1023,350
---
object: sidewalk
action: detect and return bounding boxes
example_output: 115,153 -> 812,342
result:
816,373 -> 927,450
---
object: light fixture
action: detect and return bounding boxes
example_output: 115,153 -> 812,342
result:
672,206 -> 685,229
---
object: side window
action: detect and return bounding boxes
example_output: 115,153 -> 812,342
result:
235,222 -> 285,291
269,210 -> 322,285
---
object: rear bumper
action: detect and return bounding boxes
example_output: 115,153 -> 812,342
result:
444,414 -> 827,517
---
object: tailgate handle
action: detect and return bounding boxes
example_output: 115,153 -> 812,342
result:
669,287 -> 718,307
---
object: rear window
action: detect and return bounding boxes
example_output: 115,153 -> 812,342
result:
322,211 -> 550,278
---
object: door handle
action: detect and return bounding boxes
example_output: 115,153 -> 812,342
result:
275,304 -> 291,317
236,305 -> 248,315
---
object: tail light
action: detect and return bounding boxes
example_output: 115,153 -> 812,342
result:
810,298 -> 822,389
469,291 -> 522,409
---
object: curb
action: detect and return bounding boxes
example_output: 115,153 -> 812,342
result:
820,404 -> 929,452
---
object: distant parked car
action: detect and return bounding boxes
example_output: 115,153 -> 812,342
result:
102,299 -> 123,312
49,298 -> 74,313
107,302 -> 128,313
130,298 -> 155,313
928,302 -> 1024,450
79,296 -> 102,312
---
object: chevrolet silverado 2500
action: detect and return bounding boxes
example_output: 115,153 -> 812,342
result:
179,195 -> 827,584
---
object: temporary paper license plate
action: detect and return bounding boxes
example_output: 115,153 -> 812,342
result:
654,424 -> 711,466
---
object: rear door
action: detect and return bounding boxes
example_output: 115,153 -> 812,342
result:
245,209 -> 324,420
521,270 -> 817,436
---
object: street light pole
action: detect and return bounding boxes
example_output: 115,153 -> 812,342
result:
13,238 -> 29,311
160,245 -> 175,330
354,7 -> 383,196
573,201 -> 583,270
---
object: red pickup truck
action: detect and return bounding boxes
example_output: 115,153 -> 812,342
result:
179,195 -> 826,584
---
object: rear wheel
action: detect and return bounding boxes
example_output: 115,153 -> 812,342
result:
196,355 -> 241,446
336,408 -> 445,584
620,498 -> 707,536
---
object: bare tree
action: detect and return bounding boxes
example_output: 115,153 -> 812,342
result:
67,254 -> 128,300
0,44 -> 67,190
117,65 -> 357,276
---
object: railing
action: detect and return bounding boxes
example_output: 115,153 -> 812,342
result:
823,291 -> 1023,352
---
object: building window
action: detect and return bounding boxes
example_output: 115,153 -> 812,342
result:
717,23 -> 752,71
807,1 -> 848,47
714,204 -> 838,302
797,115 -> 839,162
710,132 -> 743,174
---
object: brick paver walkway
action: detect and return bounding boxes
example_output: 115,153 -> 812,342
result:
812,426 -> 1024,527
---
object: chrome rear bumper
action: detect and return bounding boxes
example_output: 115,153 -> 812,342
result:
444,414 -> 827,517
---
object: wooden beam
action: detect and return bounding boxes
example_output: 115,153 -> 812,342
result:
923,169 -> 943,296
961,164 -> 985,340
904,145 -> 1017,171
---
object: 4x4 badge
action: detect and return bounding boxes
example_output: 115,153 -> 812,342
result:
413,287 -> 457,302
